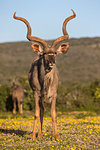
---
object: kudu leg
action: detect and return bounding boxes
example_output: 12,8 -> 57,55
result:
32,92 -> 40,140
51,99 -> 59,140
38,99 -> 44,138
13,98 -> 16,114
18,99 -> 23,114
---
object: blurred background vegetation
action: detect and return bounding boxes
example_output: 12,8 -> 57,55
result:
0,37 -> 100,113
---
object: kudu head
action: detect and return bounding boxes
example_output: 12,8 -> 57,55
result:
13,10 -> 76,71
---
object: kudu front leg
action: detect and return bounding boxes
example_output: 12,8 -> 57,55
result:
38,99 -> 44,138
18,99 -> 23,115
13,98 -> 16,114
51,99 -> 59,140
32,92 -> 40,140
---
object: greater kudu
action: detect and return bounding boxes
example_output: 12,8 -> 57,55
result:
12,82 -> 24,114
13,10 -> 76,139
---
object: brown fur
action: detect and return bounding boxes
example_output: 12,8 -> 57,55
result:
28,55 -> 59,139
13,9 -> 76,140
12,83 -> 24,114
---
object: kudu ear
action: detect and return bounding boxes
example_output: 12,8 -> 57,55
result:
57,42 -> 70,54
31,43 -> 43,55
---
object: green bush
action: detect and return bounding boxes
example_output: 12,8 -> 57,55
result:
95,88 -> 100,99
0,76 -> 35,112
0,77 -> 100,113
0,84 -> 12,111
57,81 -> 100,113
19,76 -> 35,110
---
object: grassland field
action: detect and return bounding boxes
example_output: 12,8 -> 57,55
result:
0,111 -> 100,150
0,37 -> 100,149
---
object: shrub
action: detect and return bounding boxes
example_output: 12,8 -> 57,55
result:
0,77 -> 100,113
19,76 -> 35,110
94,88 -> 100,99
0,84 -> 12,111
57,82 -> 100,112
0,76 -> 35,112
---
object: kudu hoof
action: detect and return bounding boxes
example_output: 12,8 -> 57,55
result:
32,135 -> 35,141
13,110 -> 16,115
20,112 -> 23,115
38,133 -> 42,138
55,134 -> 59,140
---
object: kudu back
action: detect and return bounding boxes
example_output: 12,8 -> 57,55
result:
13,10 -> 76,139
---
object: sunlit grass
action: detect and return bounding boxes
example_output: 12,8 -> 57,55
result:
0,111 -> 100,149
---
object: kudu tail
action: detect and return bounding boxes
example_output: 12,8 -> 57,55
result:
39,99 -> 44,131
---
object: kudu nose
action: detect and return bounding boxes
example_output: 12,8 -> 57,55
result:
49,62 -> 53,66
49,62 -> 55,68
